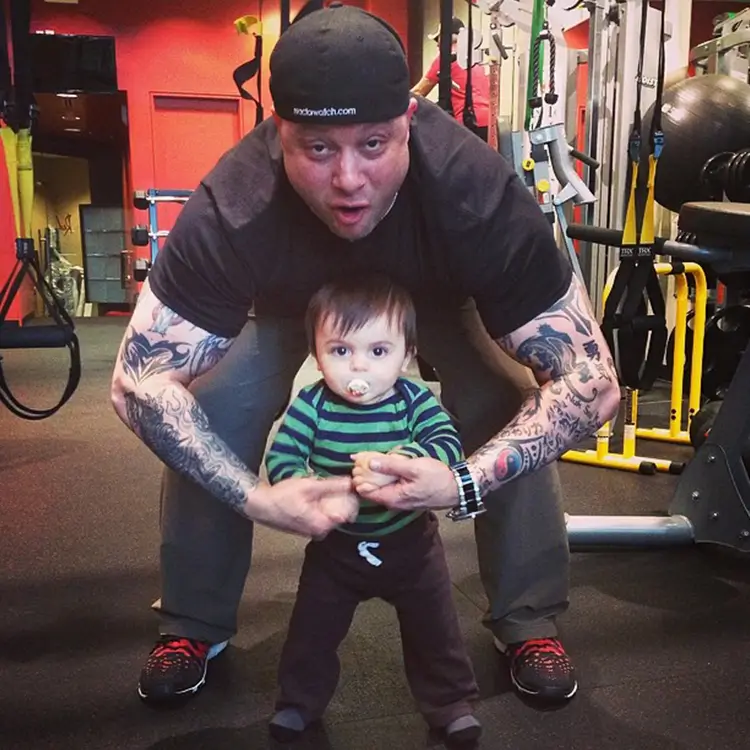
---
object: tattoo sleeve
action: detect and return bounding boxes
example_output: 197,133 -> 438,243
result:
467,275 -> 620,496
112,287 -> 259,516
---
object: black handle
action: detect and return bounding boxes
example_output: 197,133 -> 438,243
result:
566,224 -> 627,246
566,224 -> 670,251
661,241 -> 732,265
570,148 -> 600,170
0,324 -> 76,349
566,224 -> 734,265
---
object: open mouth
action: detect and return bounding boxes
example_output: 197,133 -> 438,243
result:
332,205 -> 367,225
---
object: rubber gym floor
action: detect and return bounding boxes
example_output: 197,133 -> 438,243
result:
2,317 -> 750,750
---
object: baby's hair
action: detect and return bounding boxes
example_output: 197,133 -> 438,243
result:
306,274 -> 417,357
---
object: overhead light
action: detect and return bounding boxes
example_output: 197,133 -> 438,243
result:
64,127 -> 82,132
56,93 -> 78,99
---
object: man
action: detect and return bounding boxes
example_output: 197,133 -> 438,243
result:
411,16 -> 493,141
111,5 -> 619,710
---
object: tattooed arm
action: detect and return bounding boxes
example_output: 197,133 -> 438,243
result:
111,281 -> 254,515
354,275 -> 620,510
111,281 -> 355,534
465,274 -> 620,495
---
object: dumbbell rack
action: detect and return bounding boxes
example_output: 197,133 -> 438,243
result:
131,189 -> 193,281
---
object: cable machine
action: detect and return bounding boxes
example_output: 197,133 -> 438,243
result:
0,0 -> 81,420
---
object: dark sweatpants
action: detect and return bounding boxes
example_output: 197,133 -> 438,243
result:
275,512 -> 479,729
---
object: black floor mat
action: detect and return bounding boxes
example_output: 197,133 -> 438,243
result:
1,319 -> 748,750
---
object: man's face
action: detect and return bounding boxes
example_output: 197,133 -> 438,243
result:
277,99 -> 417,241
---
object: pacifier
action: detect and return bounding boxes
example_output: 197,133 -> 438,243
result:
347,378 -> 370,397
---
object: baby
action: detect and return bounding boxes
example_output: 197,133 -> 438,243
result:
265,274 -> 481,746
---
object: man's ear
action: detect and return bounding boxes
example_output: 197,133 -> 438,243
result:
406,97 -> 418,121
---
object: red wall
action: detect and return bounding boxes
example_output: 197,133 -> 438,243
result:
690,1 -> 743,51
30,0 -> 409,196
23,0 -> 409,303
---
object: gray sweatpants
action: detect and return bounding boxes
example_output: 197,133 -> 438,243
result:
156,304 -> 570,645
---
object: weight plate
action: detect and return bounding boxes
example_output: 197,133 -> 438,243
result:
702,305 -> 750,400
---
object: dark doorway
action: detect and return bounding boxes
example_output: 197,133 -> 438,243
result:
31,86 -> 131,316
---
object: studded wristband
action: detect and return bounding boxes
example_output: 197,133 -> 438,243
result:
446,461 -> 486,521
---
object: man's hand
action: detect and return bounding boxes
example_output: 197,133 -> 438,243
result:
351,453 -> 459,511
318,491 -> 360,530
351,451 -> 399,494
249,475 -> 359,538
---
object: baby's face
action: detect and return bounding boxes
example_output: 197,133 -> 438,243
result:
314,313 -> 412,405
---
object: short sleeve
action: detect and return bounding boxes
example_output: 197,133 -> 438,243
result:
425,55 -> 441,84
467,175 -> 573,338
147,184 -> 255,338
407,100 -> 572,339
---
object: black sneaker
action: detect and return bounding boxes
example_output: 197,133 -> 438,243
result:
137,635 -> 228,705
495,637 -> 578,702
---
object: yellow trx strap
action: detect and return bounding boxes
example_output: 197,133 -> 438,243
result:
16,127 -> 33,237
622,140 -> 659,248
602,0 -> 667,391
0,126 -> 20,235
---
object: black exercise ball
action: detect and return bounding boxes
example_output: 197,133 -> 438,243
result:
641,75 -> 750,212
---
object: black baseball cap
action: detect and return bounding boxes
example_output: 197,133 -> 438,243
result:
428,17 -> 464,41
269,3 -> 410,125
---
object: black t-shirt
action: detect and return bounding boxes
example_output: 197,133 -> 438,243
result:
147,99 -> 572,340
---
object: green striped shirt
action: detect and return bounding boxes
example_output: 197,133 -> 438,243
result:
265,377 -> 463,536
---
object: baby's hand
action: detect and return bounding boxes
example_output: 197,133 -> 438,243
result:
318,491 -> 360,527
352,451 -> 399,494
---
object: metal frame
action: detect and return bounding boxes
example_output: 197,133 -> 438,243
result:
493,2 -> 670,315
690,30 -> 750,74
561,7 -> 750,551
564,223 -> 750,552
579,1 -> 608,310
669,340 -> 750,551
563,262 -> 707,475
130,188 -> 193,287
690,7 -> 750,80
567,513 -> 695,548
141,189 -> 193,264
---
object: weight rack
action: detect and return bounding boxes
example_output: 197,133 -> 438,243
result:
131,189 -> 194,280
